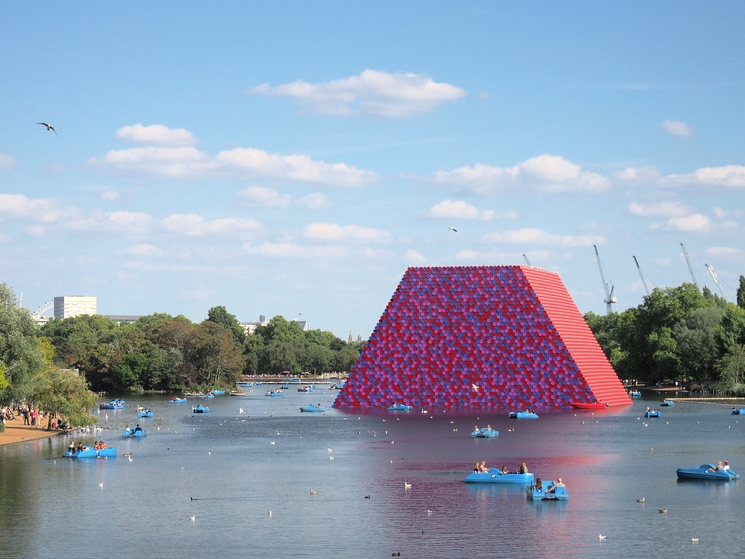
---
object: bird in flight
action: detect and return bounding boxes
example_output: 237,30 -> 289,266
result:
37,122 -> 57,134
448,227 -> 458,233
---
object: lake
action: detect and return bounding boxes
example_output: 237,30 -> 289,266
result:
1,389 -> 742,558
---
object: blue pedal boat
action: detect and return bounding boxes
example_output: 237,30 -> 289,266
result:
137,409 -> 153,418
465,469 -> 534,484
192,405 -> 210,413
629,390 -> 641,397
471,427 -> 499,438
300,406 -> 325,412
676,464 -> 740,481
509,411 -> 539,419
99,399 -> 125,410
201,393 -> 215,399
526,480 -> 569,500
122,427 -> 146,437
660,399 -> 675,406
732,408 -> 745,415
265,390 -> 283,397
64,447 -> 117,459
211,390 -> 225,395
387,403 -> 413,411
644,410 -> 661,418
169,397 -> 187,403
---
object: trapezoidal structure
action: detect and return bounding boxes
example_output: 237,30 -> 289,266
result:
334,266 -> 631,409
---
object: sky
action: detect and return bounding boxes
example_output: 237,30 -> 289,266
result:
1,1 -> 744,339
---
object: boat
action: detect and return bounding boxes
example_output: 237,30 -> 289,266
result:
230,390 -> 246,396
99,399 -> 125,410
732,408 -> 745,415
465,469 -> 534,484
508,411 -> 539,419
137,409 -> 153,418
387,403 -> 413,411
660,399 -> 675,406
281,385 -> 290,390
526,480 -> 569,500
169,397 -> 187,403
265,390 -> 283,397
676,464 -> 740,481
570,402 -> 608,410
122,426 -> 147,437
300,405 -> 326,412
644,410 -> 661,418
64,447 -> 117,459
192,405 -> 210,413
201,393 -> 215,399
298,385 -> 315,392
211,390 -> 225,395
471,427 -> 499,438
184,392 -> 204,397
629,390 -> 642,398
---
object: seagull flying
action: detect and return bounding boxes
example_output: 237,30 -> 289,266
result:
448,227 -> 458,233
37,122 -> 56,134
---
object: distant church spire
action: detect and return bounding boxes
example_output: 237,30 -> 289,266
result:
348,328 -> 353,344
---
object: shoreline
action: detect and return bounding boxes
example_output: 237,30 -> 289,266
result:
0,422 -> 61,447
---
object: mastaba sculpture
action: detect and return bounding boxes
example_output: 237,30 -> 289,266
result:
334,266 -> 631,409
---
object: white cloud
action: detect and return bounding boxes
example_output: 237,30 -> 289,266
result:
242,242 -> 346,258
614,166 -> 662,183
238,186 -> 291,209
662,165 -> 745,188
426,200 -> 495,221
250,69 -> 466,117
0,194 -> 78,223
659,214 -> 712,232
431,154 -> 609,194
706,246 -> 744,257
127,244 -> 163,257
405,249 -> 427,263
161,214 -> 261,236
628,201 -> 691,218
0,153 -> 17,171
712,207 -> 743,219
482,227 -> 605,247
101,189 -> 119,201
116,124 -> 197,146
662,120 -> 695,137
90,141 -> 377,187
295,193 -> 329,210
302,222 -> 391,242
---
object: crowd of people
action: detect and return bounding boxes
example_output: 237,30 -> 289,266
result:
1,404 -> 57,428
472,461 -> 530,474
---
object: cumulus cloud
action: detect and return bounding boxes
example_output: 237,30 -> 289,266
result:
706,246 -> 744,257
116,124 -> 197,146
628,201 -> 691,218
405,249 -> 427,263
295,193 -> 329,210
0,153 -> 17,171
426,200 -> 495,221
242,242 -> 346,258
302,222 -> 391,242
90,139 -> 377,187
238,186 -> 291,209
431,155 -> 609,194
0,193 -> 79,223
658,214 -> 712,232
126,244 -> 163,257
101,189 -> 120,201
614,166 -> 662,183
712,207 -> 743,219
482,227 -> 605,247
662,120 -> 695,137
161,214 -> 261,236
662,165 -> 745,188
250,69 -> 466,117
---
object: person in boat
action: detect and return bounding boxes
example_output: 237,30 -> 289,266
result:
317,403 -> 322,408
500,465 -> 509,475
645,407 -> 650,413
94,441 -> 100,450
479,461 -> 488,473
76,442 -> 85,452
518,462 -> 529,474
723,461 -> 730,471
533,477 -> 543,491
134,424 -> 143,433
68,441 -> 75,454
473,462 -> 480,473
546,478 -> 565,493
486,424 -> 493,432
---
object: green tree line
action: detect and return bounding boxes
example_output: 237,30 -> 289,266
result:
585,276 -> 745,391
39,306 -> 364,393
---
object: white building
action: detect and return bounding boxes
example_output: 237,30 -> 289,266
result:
53,296 -> 97,319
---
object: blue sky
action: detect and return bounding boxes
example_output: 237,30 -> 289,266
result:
1,1 -> 743,338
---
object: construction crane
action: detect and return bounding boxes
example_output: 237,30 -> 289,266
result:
32,301 -> 53,320
680,243 -> 699,288
522,254 -> 531,266
705,263 -> 726,299
633,255 -> 650,296
594,245 -> 616,314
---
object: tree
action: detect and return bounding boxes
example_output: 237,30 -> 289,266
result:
737,275 -> 745,310
206,306 -> 246,349
673,306 -> 725,381
190,322 -> 245,386
0,284 -> 45,404
717,344 -> 745,391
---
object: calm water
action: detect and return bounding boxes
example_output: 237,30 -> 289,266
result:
1,390 -> 743,559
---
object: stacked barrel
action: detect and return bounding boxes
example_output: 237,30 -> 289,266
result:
334,266 -> 630,409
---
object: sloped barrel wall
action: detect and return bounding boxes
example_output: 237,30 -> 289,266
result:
334,266 -> 630,409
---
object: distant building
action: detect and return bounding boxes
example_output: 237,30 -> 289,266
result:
104,315 -> 142,325
54,296 -> 97,319
240,315 -> 269,336
291,319 -> 309,331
